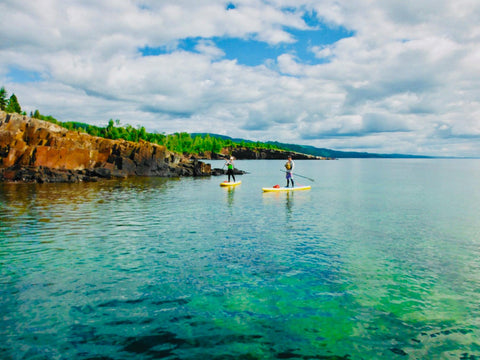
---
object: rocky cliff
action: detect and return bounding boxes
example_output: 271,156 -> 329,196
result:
227,146 -> 321,160
199,146 -> 322,160
0,112 -> 210,183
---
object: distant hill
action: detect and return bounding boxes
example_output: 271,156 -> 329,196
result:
266,142 -> 433,159
191,133 -> 433,159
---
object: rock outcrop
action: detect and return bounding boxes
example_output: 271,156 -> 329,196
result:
217,146 -> 322,160
0,112 -> 210,183
211,167 -> 248,176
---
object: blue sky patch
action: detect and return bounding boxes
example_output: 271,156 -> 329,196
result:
285,26 -> 354,64
302,9 -> 322,27
7,67 -> 42,83
139,46 -> 169,56
139,38 -> 204,57
214,37 -> 286,66
139,22 -> 353,66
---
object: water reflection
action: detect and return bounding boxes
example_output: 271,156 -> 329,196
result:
0,178 -> 173,209
0,177 -> 175,244
221,186 -> 236,207
285,191 -> 293,213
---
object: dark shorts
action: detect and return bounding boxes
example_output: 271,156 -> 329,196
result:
286,172 -> 292,179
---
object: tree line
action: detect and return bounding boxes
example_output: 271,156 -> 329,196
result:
0,87 -> 23,114
56,118 -> 283,154
1,86 -> 285,155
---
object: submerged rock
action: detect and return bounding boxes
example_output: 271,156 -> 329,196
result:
0,111 -> 211,183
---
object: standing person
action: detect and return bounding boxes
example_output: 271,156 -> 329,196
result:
225,156 -> 236,182
285,156 -> 295,187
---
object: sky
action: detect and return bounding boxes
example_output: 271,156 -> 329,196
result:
1,0 -> 480,157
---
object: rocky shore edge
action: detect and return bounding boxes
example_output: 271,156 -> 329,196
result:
0,112 -> 211,183
0,111 -> 321,183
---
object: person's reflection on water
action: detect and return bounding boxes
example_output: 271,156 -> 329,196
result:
285,191 -> 293,214
226,186 -> 235,207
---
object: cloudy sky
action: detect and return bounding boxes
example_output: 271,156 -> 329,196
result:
1,0 -> 480,156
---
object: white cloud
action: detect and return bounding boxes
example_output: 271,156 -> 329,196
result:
1,0 -> 480,156
194,40 -> 225,59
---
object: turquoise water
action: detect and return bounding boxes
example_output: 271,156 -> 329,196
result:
1,159 -> 480,359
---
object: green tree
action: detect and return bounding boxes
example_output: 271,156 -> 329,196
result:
138,126 -> 147,141
212,138 -> 222,153
125,125 -> 138,142
176,132 -> 192,153
151,132 -> 166,145
5,93 -> 21,113
0,87 -> 7,110
110,127 -> 120,139
192,135 -> 203,153
203,134 -> 213,152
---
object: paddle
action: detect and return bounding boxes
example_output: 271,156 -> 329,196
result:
280,169 -> 315,182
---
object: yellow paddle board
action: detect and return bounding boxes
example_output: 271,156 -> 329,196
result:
220,180 -> 242,187
262,185 -> 311,192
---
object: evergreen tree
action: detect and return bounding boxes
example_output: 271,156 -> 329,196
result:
203,134 -> 213,152
138,126 -> 147,141
110,127 -> 120,140
5,93 -> 21,113
0,87 -> 7,111
192,135 -> 203,153
212,138 -> 222,153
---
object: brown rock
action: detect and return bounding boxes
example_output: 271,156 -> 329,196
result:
0,111 -> 211,183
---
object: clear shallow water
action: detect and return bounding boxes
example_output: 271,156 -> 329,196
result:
1,159 -> 480,360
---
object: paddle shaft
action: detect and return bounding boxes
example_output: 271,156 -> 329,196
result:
280,169 -> 315,182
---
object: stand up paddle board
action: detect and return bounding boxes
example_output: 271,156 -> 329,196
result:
220,180 -> 242,187
262,185 -> 311,192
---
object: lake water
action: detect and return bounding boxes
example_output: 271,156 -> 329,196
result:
1,159 -> 480,359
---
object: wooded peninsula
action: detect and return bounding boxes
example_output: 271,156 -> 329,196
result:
0,86 -> 290,156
